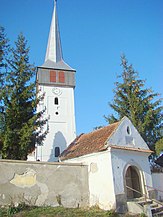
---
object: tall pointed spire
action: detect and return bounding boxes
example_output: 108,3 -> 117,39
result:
45,0 -> 62,63
42,0 -> 73,70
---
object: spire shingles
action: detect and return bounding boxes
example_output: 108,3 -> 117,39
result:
42,0 -> 73,70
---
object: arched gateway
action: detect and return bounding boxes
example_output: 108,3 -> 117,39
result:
125,166 -> 143,200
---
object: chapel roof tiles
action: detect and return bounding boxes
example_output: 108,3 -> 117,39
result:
60,122 -> 120,160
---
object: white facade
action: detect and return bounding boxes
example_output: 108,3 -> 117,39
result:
65,149 -> 153,211
62,117 -> 154,212
107,117 -> 149,150
152,173 -> 163,201
65,151 -> 116,210
36,85 -> 76,162
111,149 -> 153,197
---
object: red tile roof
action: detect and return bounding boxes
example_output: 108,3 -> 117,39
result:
60,122 -> 120,160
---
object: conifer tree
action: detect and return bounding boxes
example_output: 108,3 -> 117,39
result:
1,33 -> 47,160
0,26 -> 8,90
0,26 -> 9,151
155,138 -> 163,156
105,55 -> 163,151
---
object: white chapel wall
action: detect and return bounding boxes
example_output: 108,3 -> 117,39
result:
64,151 -> 116,210
152,173 -> 163,201
108,117 -> 149,150
111,149 -> 153,197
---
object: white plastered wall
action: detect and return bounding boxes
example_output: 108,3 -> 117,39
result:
107,117 -> 153,198
65,151 -> 116,210
111,149 -> 153,198
108,117 -> 149,150
36,84 -> 76,162
152,173 -> 163,201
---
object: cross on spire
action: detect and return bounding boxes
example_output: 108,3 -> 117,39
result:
54,0 -> 57,6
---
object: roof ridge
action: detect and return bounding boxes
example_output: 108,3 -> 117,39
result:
84,121 -> 120,137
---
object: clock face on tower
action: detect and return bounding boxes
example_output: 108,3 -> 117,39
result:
52,88 -> 62,96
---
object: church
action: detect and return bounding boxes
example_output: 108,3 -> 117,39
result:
28,0 -> 76,162
27,1 -> 162,214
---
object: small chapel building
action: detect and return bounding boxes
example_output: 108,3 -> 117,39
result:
60,117 -> 155,212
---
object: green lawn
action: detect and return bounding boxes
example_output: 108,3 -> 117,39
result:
0,206 -> 144,217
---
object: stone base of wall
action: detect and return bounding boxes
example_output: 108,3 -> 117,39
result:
115,193 -> 128,213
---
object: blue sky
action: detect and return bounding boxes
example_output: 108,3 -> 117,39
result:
0,0 -> 163,135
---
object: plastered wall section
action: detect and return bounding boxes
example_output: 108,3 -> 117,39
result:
0,160 -> 89,208
111,149 -> 153,197
36,84 -> 76,162
64,151 -> 116,210
152,173 -> 163,201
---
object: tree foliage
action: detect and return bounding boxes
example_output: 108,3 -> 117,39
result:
105,55 -> 163,151
155,138 -> 163,156
0,26 -> 9,151
0,31 -> 47,160
0,26 -> 8,88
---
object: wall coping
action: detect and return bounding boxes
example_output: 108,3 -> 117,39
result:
152,172 -> 163,174
0,159 -> 86,167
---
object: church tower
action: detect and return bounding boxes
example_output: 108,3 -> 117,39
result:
36,0 -> 76,162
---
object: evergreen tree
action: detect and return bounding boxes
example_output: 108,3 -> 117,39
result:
0,26 -> 8,90
105,55 -> 163,151
155,138 -> 163,156
1,33 -> 47,160
0,26 -> 9,152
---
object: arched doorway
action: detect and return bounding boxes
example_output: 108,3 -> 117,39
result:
125,166 -> 142,200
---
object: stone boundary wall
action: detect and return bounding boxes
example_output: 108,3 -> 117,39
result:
0,160 -> 89,208
152,172 -> 163,201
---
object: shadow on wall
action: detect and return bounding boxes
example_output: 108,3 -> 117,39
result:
48,131 -> 67,162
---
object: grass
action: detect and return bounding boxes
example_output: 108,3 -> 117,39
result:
0,205 -> 145,217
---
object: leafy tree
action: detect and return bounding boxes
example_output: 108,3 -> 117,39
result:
105,55 -> 163,151
1,33 -> 47,160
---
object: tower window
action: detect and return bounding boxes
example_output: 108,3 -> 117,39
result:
54,97 -> 59,105
59,71 -> 65,83
50,70 -> 56,82
55,147 -> 60,157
